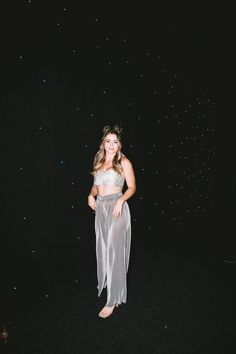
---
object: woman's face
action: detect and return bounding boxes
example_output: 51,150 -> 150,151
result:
104,133 -> 120,155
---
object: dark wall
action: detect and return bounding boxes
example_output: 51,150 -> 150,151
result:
1,3 -> 221,256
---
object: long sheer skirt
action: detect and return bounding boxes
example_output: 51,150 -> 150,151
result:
95,191 -> 131,307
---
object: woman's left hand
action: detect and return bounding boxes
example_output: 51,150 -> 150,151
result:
112,199 -> 124,218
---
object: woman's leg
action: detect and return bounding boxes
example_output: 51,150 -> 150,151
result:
95,199 -> 108,297
99,200 -> 131,317
105,201 -> 131,307
95,193 -> 131,318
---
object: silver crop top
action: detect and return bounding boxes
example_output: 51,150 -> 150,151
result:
93,169 -> 125,188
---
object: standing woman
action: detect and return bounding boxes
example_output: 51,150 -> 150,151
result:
88,125 -> 136,318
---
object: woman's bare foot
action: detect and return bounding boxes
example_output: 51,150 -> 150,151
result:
98,305 -> 116,318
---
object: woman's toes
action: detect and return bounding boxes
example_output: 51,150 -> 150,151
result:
98,309 -> 105,317
98,306 -> 115,318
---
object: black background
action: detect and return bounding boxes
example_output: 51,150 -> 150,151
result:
0,2 -> 234,353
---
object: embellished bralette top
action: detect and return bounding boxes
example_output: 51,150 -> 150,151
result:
93,169 -> 125,188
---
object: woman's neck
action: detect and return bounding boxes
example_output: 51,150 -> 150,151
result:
104,156 -> 114,163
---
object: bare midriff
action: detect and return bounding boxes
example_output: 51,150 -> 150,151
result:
97,185 -> 123,197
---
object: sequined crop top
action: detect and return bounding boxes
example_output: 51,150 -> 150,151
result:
93,169 -> 125,188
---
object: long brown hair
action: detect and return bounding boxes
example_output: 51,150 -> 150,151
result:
90,125 -> 125,176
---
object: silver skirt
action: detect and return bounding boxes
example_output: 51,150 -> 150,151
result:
95,191 -> 131,307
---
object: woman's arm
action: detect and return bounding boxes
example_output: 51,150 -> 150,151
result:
119,158 -> 136,203
88,185 -> 98,198
88,185 -> 98,210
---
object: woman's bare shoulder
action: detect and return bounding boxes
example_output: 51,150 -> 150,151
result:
121,155 -> 132,167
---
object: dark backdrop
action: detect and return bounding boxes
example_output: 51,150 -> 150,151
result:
0,1 -> 227,326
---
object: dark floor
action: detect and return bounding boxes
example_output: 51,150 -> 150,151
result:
1,222 -> 235,354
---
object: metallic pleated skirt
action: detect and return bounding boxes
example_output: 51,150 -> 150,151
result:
95,191 -> 131,307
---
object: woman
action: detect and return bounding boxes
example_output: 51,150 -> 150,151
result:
88,125 -> 136,318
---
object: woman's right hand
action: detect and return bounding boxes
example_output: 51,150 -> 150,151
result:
88,195 -> 96,210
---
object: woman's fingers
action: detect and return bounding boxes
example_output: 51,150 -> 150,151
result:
113,211 -> 121,218
88,200 -> 96,209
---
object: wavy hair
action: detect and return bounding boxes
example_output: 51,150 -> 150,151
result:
90,125 -> 125,176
